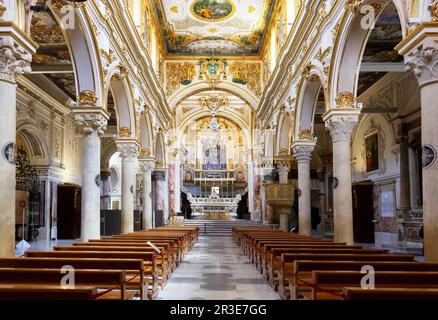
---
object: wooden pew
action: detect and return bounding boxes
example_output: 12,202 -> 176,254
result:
0,257 -> 146,299
311,271 -> 438,300
292,260 -> 438,300
278,253 -> 415,300
267,248 -> 388,291
0,284 -> 98,300
342,287 -> 438,300
24,251 -> 158,299
53,245 -> 170,287
0,268 -> 132,300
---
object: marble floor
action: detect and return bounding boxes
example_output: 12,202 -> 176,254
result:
156,236 -> 281,300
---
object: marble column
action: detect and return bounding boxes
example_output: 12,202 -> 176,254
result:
293,142 -> 316,236
324,111 -> 360,244
0,42 -> 32,257
100,170 -> 111,210
174,157 -> 181,214
277,164 -> 290,232
74,110 -> 109,242
401,38 -> 438,261
117,141 -> 139,233
248,157 -> 255,217
140,160 -> 155,230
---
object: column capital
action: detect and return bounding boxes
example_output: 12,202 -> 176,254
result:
395,23 -> 438,87
323,110 -> 360,143
73,107 -> 109,136
292,141 -> 316,163
0,42 -> 32,84
277,163 -> 290,173
140,159 -> 155,174
116,140 -> 140,161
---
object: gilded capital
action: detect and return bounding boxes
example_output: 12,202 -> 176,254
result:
119,126 -> 132,138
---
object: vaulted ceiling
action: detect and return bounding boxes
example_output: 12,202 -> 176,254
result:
152,0 -> 275,56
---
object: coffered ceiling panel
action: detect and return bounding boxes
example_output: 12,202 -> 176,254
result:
152,0 -> 275,56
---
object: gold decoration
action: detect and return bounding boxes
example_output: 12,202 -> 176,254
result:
336,92 -> 355,108
140,148 -> 150,158
166,62 -> 195,96
298,129 -> 312,140
50,0 -> 66,10
0,1 -> 6,20
430,1 -> 438,22
229,62 -> 261,96
119,127 -> 131,137
344,0 -> 362,13
112,65 -> 129,80
279,148 -> 289,156
78,90 -> 97,105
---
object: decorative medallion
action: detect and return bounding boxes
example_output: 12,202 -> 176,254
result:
191,0 -> 236,22
297,188 -> 302,198
130,185 -> 134,194
422,145 -> 436,169
333,177 -> 339,189
95,174 -> 101,187
2,142 -> 16,165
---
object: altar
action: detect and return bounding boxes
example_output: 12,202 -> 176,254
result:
187,191 -> 241,220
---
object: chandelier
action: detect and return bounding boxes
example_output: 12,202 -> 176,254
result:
199,94 -> 228,132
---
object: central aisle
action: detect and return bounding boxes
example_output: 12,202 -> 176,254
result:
157,236 -> 281,300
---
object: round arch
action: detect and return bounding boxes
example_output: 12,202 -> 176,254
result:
16,124 -> 50,164
168,81 -> 259,112
275,110 -> 293,156
328,0 -> 407,109
49,4 -> 104,103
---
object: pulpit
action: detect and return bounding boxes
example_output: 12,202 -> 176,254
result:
265,183 -> 295,232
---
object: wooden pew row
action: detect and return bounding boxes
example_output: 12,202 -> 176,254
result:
291,260 -> 438,300
278,253 -> 416,300
25,250 -> 159,299
0,257 -> 146,299
0,284 -> 98,300
0,268 -> 132,300
311,271 -> 438,300
266,248 -> 389,289
342,287 -> 438,300
53,245 -> 170,287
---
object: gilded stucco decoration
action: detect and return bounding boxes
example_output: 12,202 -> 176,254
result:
229,61 -> 261,96
298,129 -> 313,140
78,90 -> 98,105
335,91 -> 355,108
166,62 -> 196,96
430,0 -> 438,22
119,127 -> 132,137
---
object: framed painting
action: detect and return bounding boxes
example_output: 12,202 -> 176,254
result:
365,133 -> 379,172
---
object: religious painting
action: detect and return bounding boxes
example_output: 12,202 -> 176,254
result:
191,0 -> 236,21
365,133 -> 379,172
3,142 -> 16,165
202,137 -> 227,170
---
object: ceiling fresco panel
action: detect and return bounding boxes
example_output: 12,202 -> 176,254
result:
152,0 -> 275,56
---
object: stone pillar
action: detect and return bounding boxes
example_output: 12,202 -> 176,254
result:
74,108 -> 109,242
140,159 -> 155,230
293,142 -> 316,236
100,170 -> 111,210
324,109 -> 360,244
248,157 -> 255,216
398,33 -> 438,261
398,136 -> 411,209
117,140 -> 139,233
260,183 -> 267,223
0,38 -> 33,257
277,163 -> 290,232
174,156 -> 181,214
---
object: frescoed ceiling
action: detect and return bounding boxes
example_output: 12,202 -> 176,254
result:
152,0 -> 275,56
28,4 -> 76,100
